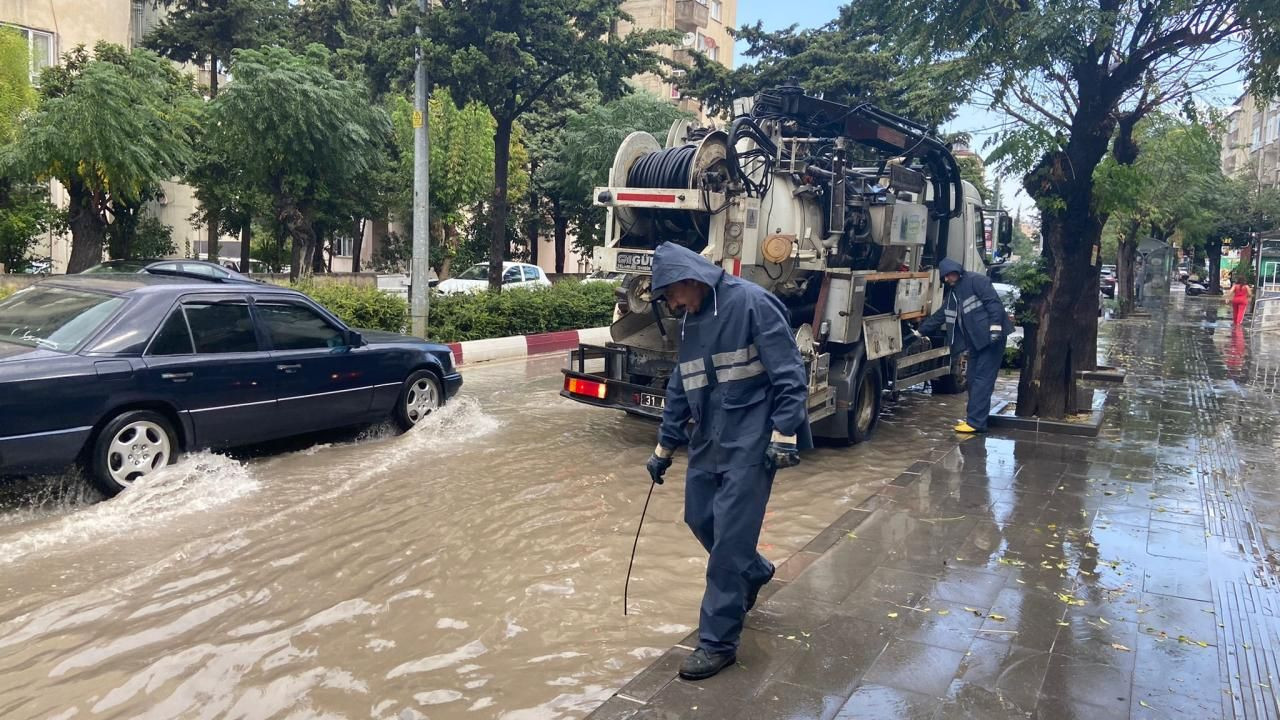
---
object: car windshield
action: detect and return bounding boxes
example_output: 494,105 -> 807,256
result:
455,264 -> 490,281
82,261 -> 150,274
0,286 -> 126,351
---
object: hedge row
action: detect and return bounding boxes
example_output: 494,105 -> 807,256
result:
292,279 -> 617,344
292,281 -> 409,335
427,281 -> 617,343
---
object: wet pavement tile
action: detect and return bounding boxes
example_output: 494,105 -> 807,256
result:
771,616 -> 891,697
1032,697 -> 1132,720
1051,610 -> 1140,671
948,637 -> 1051,710
1038,651 -> 1133,713
933,682 -> 1038,720
893,598 -> 988,652
1143,561 -> 1213,602
740,680 -> 845,720
780,537 -> 888,605
861,638 -> 966,697
1131,631 -> 1222,696
834,683 -> 939,719
1130,685 -> 1226,718
635,678 -> 751,719
840,566 -> 942,610
979,587 -> 1068,652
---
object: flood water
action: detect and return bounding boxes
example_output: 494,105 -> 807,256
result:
0,355 -> 965,719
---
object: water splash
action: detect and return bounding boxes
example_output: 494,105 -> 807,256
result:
0,452 -> 257,565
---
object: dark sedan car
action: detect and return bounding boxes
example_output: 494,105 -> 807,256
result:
0,275 -> 461,495
82,258 -> 254,283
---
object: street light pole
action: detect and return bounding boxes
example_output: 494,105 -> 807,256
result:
410,0 -> 431,338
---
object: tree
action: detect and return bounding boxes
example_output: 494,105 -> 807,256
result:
3,43 -> 200,273
1098,113 -> 1224,312
536,91 -> 691,271
682,5 -> 973,128
425,0 -> 675,290
0,27 -> 61,274
859,0 -> 1280,418
144,0 -> 287,264
203,45 -> 389,280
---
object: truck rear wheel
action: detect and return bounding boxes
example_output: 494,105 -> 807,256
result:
931,351 -> 968,395
848,361 -> 883,444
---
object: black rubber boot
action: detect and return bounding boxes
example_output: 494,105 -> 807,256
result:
678,647 -> 736,680
746,563 -> 775,612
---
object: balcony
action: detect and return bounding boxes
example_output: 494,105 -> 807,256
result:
673,48 -> 696,67
674,0 -> 709,32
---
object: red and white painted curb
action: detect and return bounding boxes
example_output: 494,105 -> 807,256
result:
448,327 -> 611,366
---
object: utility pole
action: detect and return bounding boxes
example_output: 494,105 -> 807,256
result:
410,0 -> 431,338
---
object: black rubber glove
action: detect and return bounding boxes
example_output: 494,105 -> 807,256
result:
646,452 -> 673,485
765,436 -> 800,471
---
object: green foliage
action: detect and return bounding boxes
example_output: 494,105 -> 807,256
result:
292,281 -> 408,332
955,156 -> 990,203
204,45 -> 390,276
144,0 -> 287,90
428,281 -> 617,343
107,211 -> 177,260
1002,338 -> 1023,369
1233,261 -> 1257,285
425,0 -> 676,288
537,92 -> 692,253
682,6 -> 972,127
11,44 -> 200,206
0,286 -> 13,301
0,28 -> 36,145
1001,256 -> 1050,326
250,224 -> 290,272
0,182 -> 62,272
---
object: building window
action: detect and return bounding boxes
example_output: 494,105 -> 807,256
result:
336,236 -> 354,257
2,24 -> 54,82
696,32 -> 719,62
711,0 -> 722,22
1254,126 -> 1263,150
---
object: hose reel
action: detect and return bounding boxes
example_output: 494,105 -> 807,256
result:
610,130 -> 730,250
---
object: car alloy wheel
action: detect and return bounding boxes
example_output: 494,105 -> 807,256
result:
106,420 -> 172,487
404,374 -> 442,426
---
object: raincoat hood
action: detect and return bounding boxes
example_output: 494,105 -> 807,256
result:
650,242 -> 724,296
939,258 -> 965,279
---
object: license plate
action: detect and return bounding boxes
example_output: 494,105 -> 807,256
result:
639,393 -> 665,410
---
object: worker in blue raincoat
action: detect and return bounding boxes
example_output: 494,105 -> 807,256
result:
917,257 -> 1013,433
643,241 -> 811,681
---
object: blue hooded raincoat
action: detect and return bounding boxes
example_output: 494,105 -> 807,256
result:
650,242 -> 811,654
920,258 -> 1012,430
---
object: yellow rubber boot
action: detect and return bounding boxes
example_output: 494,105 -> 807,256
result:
954,421 -> 978,433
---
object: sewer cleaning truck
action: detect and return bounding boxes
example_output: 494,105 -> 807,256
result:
560,86 -> 1010,444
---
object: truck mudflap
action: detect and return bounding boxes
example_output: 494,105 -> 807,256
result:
560,344 -> 666,420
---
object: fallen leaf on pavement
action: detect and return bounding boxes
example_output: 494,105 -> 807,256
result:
1112,643 -> 1132,651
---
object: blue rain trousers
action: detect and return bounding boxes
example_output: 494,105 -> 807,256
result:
966,339 -> 1005,431
684,463 -> 776,654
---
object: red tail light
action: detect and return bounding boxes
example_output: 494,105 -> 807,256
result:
565,376 -> 607,400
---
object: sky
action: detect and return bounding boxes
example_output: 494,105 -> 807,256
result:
730,0 -> 1248,225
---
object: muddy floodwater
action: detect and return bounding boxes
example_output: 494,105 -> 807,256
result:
0,355 -> 964,719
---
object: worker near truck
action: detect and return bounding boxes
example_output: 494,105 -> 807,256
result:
917,258 -> 1012,433
642,241 -> 811,681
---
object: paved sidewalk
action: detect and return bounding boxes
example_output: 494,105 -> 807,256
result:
589,296 -> 1280,719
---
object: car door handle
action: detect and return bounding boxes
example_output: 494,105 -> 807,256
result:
161,372 -> 193,382
277,363 -> 302,373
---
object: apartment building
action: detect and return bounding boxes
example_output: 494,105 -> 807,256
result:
1,1 -> 226,272
1222,92 -> 1280,190
620,0 -> 737,118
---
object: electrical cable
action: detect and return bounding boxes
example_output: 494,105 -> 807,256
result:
623,478 -> 658,616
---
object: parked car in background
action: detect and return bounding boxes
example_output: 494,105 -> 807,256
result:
434,262 -> 551,294
0,275 -> 461,496
1100,264 -> 1117,298
82,259 -> 254,283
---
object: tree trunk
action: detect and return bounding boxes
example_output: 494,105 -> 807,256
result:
553,201 -> 568,274
1016,126 -> 1110,418
440,223 -> 456,279
65,181 -> 107,273
351,219 -> 364,274
370,217 -> 389,267
528,161 -> 540,267
240,223 -> 252,274
206,61 -> 220,264
1116,236 -> 1138,315
488,116 -> 514,290
313,225 -> 328,274
1207,240 -> 1223,294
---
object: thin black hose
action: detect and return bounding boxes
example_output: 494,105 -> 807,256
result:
623,478 -> 658,616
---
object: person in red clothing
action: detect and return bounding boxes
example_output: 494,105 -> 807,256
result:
1226,274 -> 1253,326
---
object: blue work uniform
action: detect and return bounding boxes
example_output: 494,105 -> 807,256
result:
920,258 -> 1012,431
650,242 -> 811,655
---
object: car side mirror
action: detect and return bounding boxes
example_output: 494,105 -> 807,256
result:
345,329 -> 364,347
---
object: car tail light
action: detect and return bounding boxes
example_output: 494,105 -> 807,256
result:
565,377 -> 607,400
